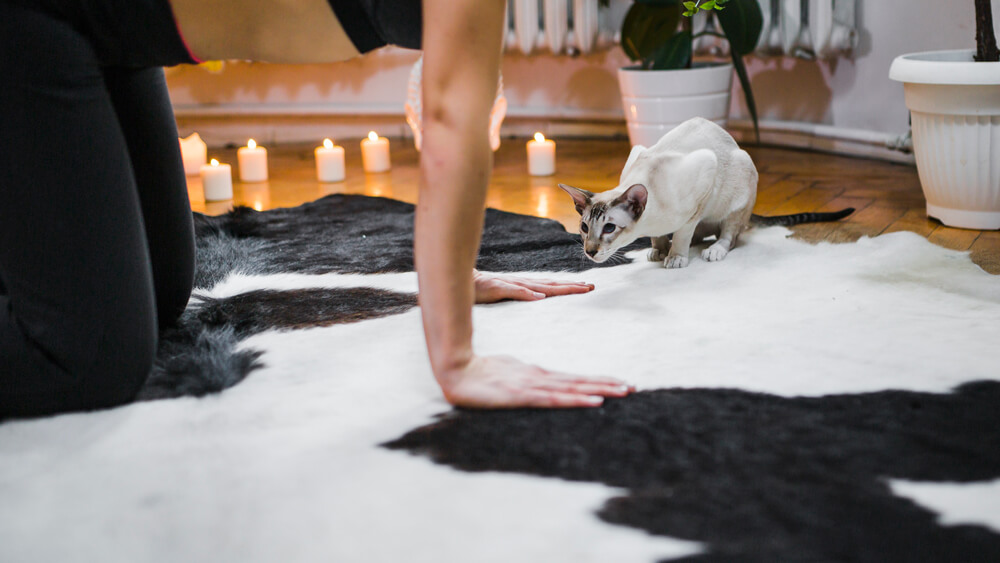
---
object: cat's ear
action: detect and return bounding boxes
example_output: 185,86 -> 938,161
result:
614,184 -> 647,220
558,184 -> 594,215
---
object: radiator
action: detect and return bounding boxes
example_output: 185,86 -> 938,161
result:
504,0 -> 857,59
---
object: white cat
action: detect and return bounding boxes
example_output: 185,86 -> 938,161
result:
559,118 -> 852,268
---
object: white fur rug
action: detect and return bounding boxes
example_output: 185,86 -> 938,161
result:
1,226 -> 998,562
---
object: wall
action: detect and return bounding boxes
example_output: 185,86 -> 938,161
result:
167,0 -> 998,159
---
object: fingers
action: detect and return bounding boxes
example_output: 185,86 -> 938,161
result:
515,389 -> 606,408
495,278 -> 594,299
513,370 -> 634,408
530,376 -> 632,398
519,280 -> 594,297
474,273 -> 595,303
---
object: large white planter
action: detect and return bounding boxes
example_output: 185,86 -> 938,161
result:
889,49 -> 1000,230
618,63 -> 733,147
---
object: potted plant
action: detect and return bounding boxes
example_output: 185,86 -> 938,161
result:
888,0 -> 1000,230
615,0 -> 762,146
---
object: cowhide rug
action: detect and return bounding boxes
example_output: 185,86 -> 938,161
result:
1,194 -> 998,563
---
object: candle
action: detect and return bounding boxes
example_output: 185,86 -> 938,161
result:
237,139 -> 268,182
315,138 -> 346,182
361,131 -> 391,173
200,159 -> 233,201
527,132 -> 556,176
179,132 -> 207,176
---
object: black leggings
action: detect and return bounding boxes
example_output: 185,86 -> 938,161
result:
0,1 -> 197,418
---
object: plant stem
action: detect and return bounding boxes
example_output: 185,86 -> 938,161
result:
682,15 -> 693,68
975,0 -> 999,62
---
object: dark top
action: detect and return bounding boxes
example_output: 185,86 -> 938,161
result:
327,0 -> 423,53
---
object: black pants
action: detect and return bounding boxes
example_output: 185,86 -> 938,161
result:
0,1 -> 197,418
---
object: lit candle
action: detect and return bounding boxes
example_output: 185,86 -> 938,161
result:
527,132 -> 556,176
179,132 -> 207,176
361,131 -> 391,173
315,138 -> 346,182
237,139 -> 268,182
200,159 -> 233,201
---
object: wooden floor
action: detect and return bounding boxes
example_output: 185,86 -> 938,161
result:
188,138 -> 1000,275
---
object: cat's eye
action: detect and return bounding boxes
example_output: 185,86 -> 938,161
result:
580,222 -> 589,234
602,224 -> 616,234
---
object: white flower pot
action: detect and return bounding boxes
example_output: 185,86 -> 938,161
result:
889,49 -> 1000,230
618,63 -> 733,147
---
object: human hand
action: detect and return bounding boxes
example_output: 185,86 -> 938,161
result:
437,355 -> 633,409
473,270 -> 594,304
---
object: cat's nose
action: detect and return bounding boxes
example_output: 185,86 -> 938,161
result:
585,248 -> 598,258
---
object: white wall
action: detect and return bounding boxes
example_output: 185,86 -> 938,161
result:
167,0 -> 999,154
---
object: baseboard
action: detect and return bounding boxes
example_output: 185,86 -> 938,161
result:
727,119 -> 915,165
173,107 -> 914,165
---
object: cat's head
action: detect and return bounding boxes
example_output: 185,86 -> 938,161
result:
558,183 -> 647,262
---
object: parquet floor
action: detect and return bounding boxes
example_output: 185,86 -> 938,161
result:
187,137 -> 1000,274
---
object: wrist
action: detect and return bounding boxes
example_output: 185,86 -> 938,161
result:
429,344 -> 474,386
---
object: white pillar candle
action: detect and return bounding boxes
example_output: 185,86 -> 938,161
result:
200,159 -> 233,201
237,139 -> 269,182
179,132 -> 207,176
361,131 -> 391,173
527,132 -> 556,176
315,138 -> 346,182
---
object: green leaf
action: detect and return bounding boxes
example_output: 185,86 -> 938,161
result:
716,0 -> 763,55
621,2 -> 684,62
646,30 -> 692,70
729,49 -> 759,142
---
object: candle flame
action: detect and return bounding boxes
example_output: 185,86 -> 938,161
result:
368,131 -> 379,142
210,159 -> 219,167
323,138 -> 334,149
247,139 -> 257,150
534,132 -> 545,143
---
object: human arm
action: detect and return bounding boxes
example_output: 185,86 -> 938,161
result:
416,0 -> 632,407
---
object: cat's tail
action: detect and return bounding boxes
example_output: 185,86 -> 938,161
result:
751,208 -> 855,227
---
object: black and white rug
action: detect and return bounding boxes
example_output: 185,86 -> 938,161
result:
1,194 -> 998,562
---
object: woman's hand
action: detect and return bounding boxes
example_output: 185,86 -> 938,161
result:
473,270 -> 594,304
437,355 -> 633,408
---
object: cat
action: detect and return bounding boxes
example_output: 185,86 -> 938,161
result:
558,117 -> 853,268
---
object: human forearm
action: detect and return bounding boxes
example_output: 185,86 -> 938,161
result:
415,0 -> 504,394
415,119 -> 491,385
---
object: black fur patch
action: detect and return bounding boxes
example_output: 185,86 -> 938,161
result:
140,288 -> 416,400
193,287 -> 416,336
194,194 -> 642,287
385,383 -> 1000,562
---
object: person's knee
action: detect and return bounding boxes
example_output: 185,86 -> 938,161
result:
0,309 -> 156,418
79,307 -> 157,409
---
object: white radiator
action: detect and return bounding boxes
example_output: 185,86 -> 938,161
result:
504,0 -> 857,59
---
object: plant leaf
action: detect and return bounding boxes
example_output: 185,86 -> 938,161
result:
647,30 -> 693,70
729,49 -> 759,142
716,0 -> 763,55
622,2 -> 684,62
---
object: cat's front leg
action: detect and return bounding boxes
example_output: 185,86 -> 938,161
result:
663,221 -> 697,269
702,238 -> 732,262
701,212 -> 745,262
647,235 -> 670,262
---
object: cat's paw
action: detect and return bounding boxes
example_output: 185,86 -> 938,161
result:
647,248 -> 667,262
663,255 -> 689,269
702,244 -> 729,262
